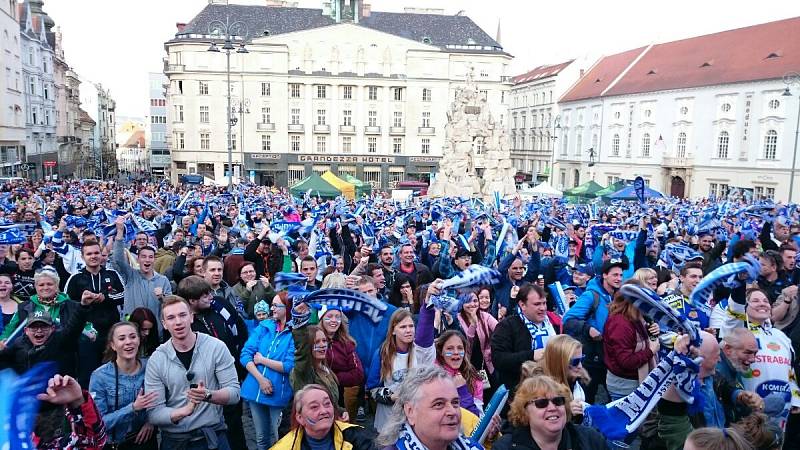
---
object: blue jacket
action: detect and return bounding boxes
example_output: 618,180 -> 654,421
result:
88,359 -> 149,444
562,277 -> 614,335
240,319 -> 295,407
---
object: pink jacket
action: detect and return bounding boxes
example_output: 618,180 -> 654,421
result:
457,311 -> 498,374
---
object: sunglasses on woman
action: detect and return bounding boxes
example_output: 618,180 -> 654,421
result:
528,396 -> 566,409
569,355 -> 585,367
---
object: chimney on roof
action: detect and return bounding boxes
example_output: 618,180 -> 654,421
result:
176,22 -> 187,32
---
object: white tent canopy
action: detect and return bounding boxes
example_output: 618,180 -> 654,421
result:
520,182 -> 563,198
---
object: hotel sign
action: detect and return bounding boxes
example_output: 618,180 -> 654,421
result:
409,156 -> 440,163
251,154 -> 281,160
298,155 -> 396,164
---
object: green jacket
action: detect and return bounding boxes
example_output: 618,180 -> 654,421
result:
0,292 -> 77,340
289,320 -> 339,405
232,281 -> 276,318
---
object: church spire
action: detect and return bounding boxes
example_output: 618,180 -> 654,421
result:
24,0 -> 33,34
39,14 -> 49,46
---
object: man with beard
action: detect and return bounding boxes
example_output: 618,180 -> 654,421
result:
112,215 -> 172,322
662,262 -> 707,329
697,230 -> 727,275
379,244 -> 397,293
272,384 -> 372,450
657,331 -> 763,450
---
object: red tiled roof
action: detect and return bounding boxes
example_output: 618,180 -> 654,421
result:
561,16 -> 800,103
605,16 -> 800,96
123,130 -> 145,148
512,60 -> 574,84
78,109 -> 95,125
560,47 -> 647,102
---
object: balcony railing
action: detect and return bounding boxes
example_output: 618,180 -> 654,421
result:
389,126 -> 406,135
364,126 -> 381,135
339,125 -> 356,134
287,124 -> 304,132
256,122 -> 275,131
417,126 -> 435,135
313,124 -> 331,133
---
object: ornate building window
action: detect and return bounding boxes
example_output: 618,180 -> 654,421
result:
717,131 -> 729,158
763,129 -> 777,160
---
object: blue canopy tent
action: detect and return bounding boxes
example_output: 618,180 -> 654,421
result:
607,184 -> 664,201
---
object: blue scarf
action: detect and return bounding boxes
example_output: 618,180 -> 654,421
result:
584,349 -> 700,440
395,423 -> 482,450
517,306 -> 555,350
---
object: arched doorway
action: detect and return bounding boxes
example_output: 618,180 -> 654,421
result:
670,176 -> 686,198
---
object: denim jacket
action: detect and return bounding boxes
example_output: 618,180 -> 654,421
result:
88,359 -> 149,443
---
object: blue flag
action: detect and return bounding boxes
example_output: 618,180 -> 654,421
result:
634,176 -> 645,204
0,362 -> 57,449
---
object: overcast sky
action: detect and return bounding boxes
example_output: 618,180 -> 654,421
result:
44,0 -> 800,118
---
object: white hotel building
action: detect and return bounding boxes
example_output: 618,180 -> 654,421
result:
164,0 -> 512,189
556,16 -> 800,201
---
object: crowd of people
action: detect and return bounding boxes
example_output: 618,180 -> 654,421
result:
0,178 -> 799,450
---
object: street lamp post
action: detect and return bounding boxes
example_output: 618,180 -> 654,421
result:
231,98 -> 250,182
207,16 -> 248,189
783,71 -> 800,203
549,115 -> 560,186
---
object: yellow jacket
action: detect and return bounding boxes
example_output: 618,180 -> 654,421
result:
271,421 -> 371,450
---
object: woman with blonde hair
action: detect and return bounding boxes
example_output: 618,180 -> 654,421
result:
539,334 -> 591,421
632,267 -> 658,291
493,375 -> 608,450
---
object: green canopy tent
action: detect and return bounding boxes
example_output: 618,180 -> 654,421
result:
340,173 -> 372,197
289,173 -> 342,199
563,180 -> 604,202
596,180 -> 627,200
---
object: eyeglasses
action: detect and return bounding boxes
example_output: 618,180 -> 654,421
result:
271,304 -> 286,309
527,396 -> 566,409
569,355 -> 585,367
